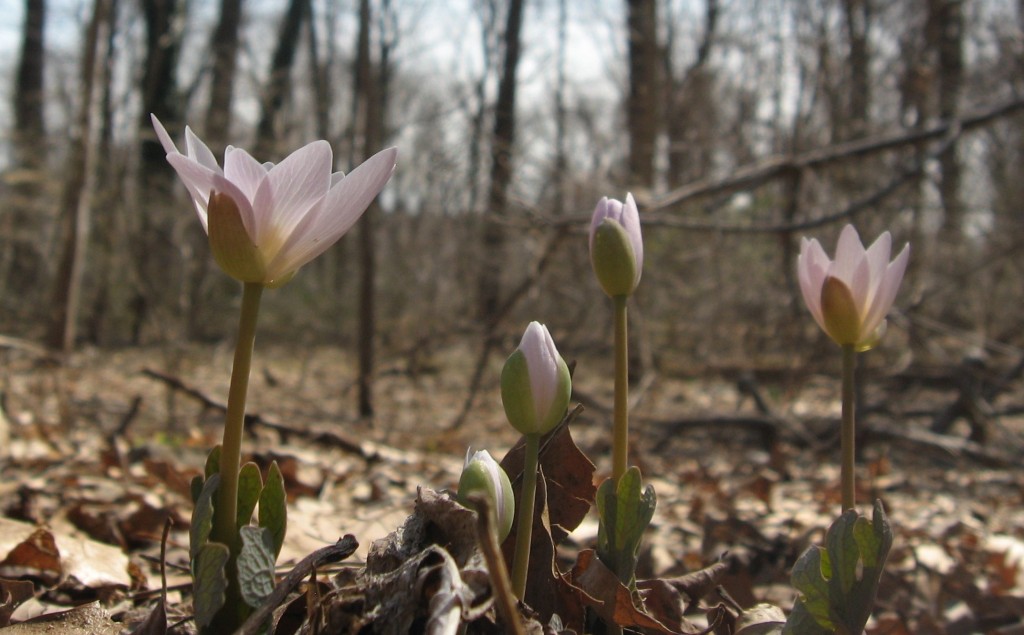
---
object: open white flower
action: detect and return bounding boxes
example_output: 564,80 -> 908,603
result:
798,224 -> 909,350
152,115 -> 397,286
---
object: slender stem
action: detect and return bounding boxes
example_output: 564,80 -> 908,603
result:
511,433 -> 540,600
840,343 -> 856,512
208,282 -> 263,632
213,281 -> 263,547
612,294 -> 629,482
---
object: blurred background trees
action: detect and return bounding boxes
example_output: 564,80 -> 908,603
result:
1,0 -> 1021,393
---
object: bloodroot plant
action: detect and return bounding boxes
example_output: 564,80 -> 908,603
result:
785,224 -> 909,634
153,116 -> 397,633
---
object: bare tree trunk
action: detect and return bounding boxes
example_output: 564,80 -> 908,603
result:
842,0 -> 871,140
135,0 -> 184,343
930,0 -> 964,240
477,0 -> 524,324
3,0 -> 48,302
304,0 -> 330,140
255,0 -> 308,158
45,0 -> 112,351
627,0 -> 661,188
205,0 -> 244,151
552,0 -> 568,212
352,0 -> 378,419
664,0 -> 718,188
13,0 -> 46,166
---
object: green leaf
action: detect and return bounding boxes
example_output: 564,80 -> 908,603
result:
237,526 -> 276,609
192,542 -> 229,630
190,475 -> 204,505
258,461 -> 287,560
595,466 -> 656,587
236,462 -> 263,529
786,546 -> 832,630
785,500 -> 893,635
781,601 -> 832,635
190,474 -> 221,565
204,446 -> 221,480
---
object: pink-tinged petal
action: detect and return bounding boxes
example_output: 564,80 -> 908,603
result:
832,224 -> 866,286
847,255 -> 872,324
589,197 -> 613,251
797,241 -> 826,329
251,140 -> 333,244
804,239 -> 832,300
151,115 -> 180,156
521,322 -> 558,425
861,242 -> 909,337
266,146 -> 397,276
223,147 -> 267,205
331,171 -> 346,187
166,153 -> 221,231
622,193 -> 644,279
184,127 -> 221,172
862,231 -> 892,304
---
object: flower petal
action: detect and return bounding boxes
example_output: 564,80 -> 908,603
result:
847,253 -> 872,323
589,197 -> 613,251
165,153 -> 221,231
224,147 -> 268,208
862,231 -> 892,305
251,140 -> 333,245
797,238 -> 829,329
151,115 -> 180,156
266,146 -> 397,277
861,242 -> 910,337
622,193 -> 644,280
521,322 -> 557,426
184,127 -> 221,173
832,224 -> 866,286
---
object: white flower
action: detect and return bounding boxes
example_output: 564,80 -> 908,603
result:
798,224 -> 909,349
152,115 -> 397,286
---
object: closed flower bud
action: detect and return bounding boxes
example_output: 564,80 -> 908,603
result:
457,449 -> 515,542
589,194 -> 643,297
501,322 -> 572,436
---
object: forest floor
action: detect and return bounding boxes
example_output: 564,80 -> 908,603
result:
0,340 -> 1022,633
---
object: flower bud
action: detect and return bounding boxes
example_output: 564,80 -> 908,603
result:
501,322 -> 572,436
457,449 -> 515,542
589,194 -> 643,297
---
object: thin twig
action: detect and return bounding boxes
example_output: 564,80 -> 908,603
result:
467,493 -> 526,635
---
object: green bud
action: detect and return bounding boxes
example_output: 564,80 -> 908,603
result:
457,449 -> 515,542
590,219 -> 639,297
500,322 -> 572,436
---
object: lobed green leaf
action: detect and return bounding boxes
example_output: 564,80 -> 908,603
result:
236,462 -> 263,529
204,446 -> 221,480
192,542 -> 230,630
190,474 -> 221,566
258,461 -> 287,560
237,525 -> 276,609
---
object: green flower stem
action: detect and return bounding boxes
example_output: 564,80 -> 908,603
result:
612,294 -> 629,483
511,433 -> 540,600
841,343 -> 856,512
213,281 -> 264,547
